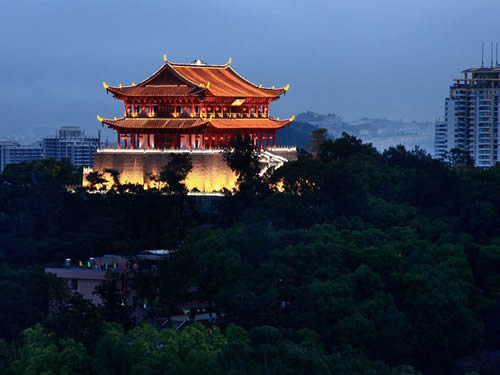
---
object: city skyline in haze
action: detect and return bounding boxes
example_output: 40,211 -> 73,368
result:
2,0 -> 500,140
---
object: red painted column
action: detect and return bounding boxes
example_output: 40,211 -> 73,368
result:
188,134 -> 192,150
259,133 -> 263,149
273,131 -> 276,147
117,132 -> 121,149
147,134 -> 150,149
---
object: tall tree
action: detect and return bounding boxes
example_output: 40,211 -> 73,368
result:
308,128 -> 328,159
85,171 -> 107,191
445,147 -> 474,168
152,154 -> 193,194
223,134 -> 262,191
104,168 -> 121,191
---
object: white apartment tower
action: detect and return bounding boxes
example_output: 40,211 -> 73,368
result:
437,66 -> 500,167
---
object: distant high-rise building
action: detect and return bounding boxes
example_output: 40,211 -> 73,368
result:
438,66 -> 500,167
434,121 -> 447,159
42,126 -> 100,168
0,141 -> 43,173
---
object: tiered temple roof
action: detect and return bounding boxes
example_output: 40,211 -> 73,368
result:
98,56 -> 293,149
105,59 -> 287,99
101,117 -> 292,133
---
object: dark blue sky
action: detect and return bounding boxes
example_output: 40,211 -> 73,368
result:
2,0 -> 500,141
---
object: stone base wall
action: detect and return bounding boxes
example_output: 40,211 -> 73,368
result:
84,148 -> 297,193
87,150 -> 237,192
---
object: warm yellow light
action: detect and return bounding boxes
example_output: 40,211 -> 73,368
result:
102,82 -> 109,89
259,84 -> 262,88
284,83 -> 290,91
275,179 -> 285,192
231,98 -> 245,106
277,117 -> 280,120
97,115 -> 103,122
272,85 -> 275,89
163,54 -> 167,62
209,114 -> 213,121
119,84 -> 122,88
87,153 -> 239,192
227,57 -> 232,64
132,82 -> 136,86
206,82 -> 210,89
289,115 -> 295,121
114,117 -> 117,120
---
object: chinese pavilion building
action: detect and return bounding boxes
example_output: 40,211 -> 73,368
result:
88,56 -> 296,192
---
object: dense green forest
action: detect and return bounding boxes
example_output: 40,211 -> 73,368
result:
1,133 -> 500,374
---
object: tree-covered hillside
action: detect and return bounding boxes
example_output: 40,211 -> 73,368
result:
1,135 -> 500,374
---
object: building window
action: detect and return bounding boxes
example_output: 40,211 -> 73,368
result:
70,279 -> 78,292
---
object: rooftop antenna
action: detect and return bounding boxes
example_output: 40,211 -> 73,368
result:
481,42 -> 484,67
491,41 -> 494,67
496,42 -> 498,66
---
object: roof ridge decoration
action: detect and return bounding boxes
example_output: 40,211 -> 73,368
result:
104,56 -> 289,99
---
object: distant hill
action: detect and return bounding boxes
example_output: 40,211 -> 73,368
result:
276,121 -> 330,149
278,111 -> 434,153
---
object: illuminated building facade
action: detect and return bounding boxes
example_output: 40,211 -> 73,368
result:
89,56 -> 296,191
